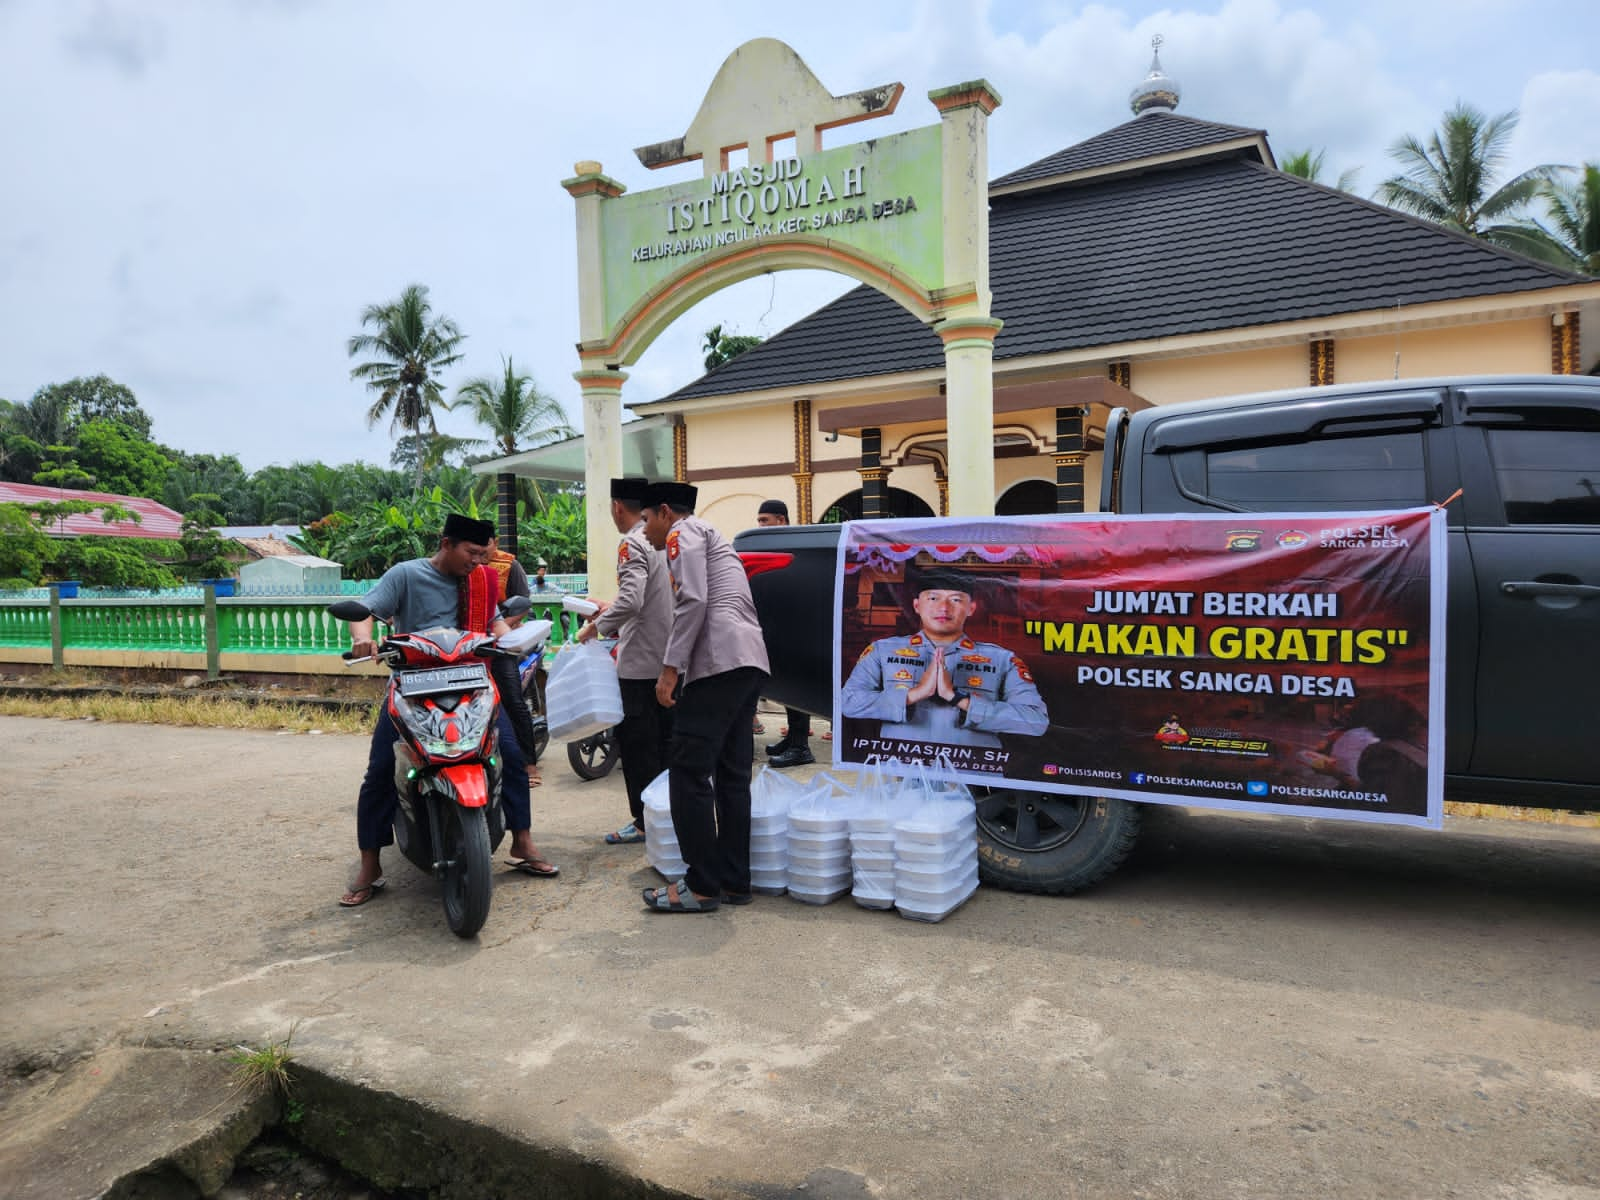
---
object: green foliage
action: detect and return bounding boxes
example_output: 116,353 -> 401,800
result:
50,539 -> 183,589
35,375 -> 153,440
450,356 -> 574,455
307,487 -> 479,577
1280,148 -> 1361,193
73,419 -> 174,499
229,1024 -> 298,1098
177,493 -> 236,580
0,503 -> 50,581
1540,163 -> 1600,275
517,490 -> 586,571
1379,102 -> 1571,263
348,284 -> 465,491
702,324 -> 763,371
163,452 -> 255,522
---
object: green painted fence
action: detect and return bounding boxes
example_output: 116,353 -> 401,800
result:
0,591 -> 574,674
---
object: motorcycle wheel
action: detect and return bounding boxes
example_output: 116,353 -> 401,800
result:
440,800 -> 492,939
567,728 -> 620,781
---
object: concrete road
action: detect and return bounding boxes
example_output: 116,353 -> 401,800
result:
1,715 -> 1596,1199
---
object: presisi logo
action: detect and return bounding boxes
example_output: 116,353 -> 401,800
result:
1225,529 -> 1264,552
1276,530 -> 1309,549
1247,781 -> 1269,797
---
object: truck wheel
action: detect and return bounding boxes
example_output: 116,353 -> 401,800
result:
973,788 -> 1141,895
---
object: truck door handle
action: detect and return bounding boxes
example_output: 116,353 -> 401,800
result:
1501,581 -> 1600,599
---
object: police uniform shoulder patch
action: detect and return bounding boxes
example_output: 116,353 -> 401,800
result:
617,541 -> 631,565
666,528 -> 680,561
858,642 -> 877,662
960,638 -> 975,650
909,634 -> 923,647
1011,656 -> 1034,683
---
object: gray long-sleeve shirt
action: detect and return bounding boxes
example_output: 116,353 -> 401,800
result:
593,520 -> 672,681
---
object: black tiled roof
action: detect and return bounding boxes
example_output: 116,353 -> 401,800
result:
991,111 -> 1267,188
656,157 -> 1583,405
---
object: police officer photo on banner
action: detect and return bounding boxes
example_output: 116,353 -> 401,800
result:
840,557 -> 1049,772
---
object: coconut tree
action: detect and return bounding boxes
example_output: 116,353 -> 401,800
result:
449,356 -> 575,550
1540,163 -> 1600,275
1378,102 -> 1570,263
1280,148 -> 1360,193
347,284 -> 465,492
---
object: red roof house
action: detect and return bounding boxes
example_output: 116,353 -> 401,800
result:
0,482 -> 185,539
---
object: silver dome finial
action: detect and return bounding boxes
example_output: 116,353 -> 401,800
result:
1130,33 -> 1180,117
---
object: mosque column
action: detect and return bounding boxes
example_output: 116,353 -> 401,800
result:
1054,405 -> 1086,513
574,364 -> 626,598
792,397 -> 814,524
1553,312 -> 1581,374
937,316 -> 1004,515
858,426 -> 889,519
1310,339 -> 1336,385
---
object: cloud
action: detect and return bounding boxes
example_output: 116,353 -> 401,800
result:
61,0 -> 165,75
1513,70 -> 1600,172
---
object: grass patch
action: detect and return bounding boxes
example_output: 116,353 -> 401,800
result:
230,1024 -> 298,1097
1444,801 -> 1599,828
0,694 -> 369,734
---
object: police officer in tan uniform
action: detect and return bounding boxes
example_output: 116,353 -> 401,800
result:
577,476 -> 673,844
639,480 -> 771,913
841,567 -> 1049,751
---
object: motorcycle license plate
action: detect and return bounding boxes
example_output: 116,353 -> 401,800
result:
397,663 -> 489,697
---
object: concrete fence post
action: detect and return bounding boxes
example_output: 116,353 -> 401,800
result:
203,584 -> 220,680
48,586 -> 64,670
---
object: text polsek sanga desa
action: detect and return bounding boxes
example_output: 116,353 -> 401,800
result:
832,510 -> 1446,828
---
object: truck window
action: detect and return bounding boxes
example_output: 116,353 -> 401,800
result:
1202,431 -> 1429,511
1484,428 -> 1600,525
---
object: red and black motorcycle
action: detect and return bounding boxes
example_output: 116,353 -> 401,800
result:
330,598 -> 549,938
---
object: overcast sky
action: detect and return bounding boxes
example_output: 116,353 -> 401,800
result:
2,0 -> 1596,473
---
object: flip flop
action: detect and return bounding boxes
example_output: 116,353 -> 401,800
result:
642,883 -> 720,913
604,822 -> 646,845
338,877 -> 386,908
508,857 -> 560,877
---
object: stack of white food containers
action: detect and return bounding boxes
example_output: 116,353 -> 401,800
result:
786,787 -> 853,905
848,789 -> 903,911
893,798 -> 979,922
543,634 -> 624,741
748,767 -> 792,896
640,771 -> 688,881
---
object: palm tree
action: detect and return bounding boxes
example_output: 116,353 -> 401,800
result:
347,284 -> 465,491
1378,102 -> 1570,263
1540,163 -> 1600,275
1280,148 -> 1360,193
450,357 -> 575,550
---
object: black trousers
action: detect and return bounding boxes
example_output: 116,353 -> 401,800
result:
616,675 -> 674,825
668,666 -> 765,898
780,707 -> 812,748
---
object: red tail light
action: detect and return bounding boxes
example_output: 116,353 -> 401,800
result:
739,551 -> 794,579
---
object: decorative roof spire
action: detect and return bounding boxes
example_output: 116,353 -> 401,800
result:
1130,34 -> 1181,117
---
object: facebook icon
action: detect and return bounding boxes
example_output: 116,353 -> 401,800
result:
1131,772 -> 1148,786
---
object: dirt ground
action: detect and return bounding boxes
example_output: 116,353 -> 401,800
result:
1,714 -> 1597,1199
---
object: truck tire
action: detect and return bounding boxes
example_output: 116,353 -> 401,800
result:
973,788 -> 1141,895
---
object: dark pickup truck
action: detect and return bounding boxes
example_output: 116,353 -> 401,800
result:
734,375 -> 1600,895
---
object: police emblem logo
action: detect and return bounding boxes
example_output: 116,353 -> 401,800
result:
666,529 -> 680,561
617,542 -> 631,564
960,653 -> 990,664
893,669 -> 914,681
1011,656 -> 1034,683
966,676 -> 983,688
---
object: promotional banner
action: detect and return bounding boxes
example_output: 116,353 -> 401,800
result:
833,509 -> 1446,827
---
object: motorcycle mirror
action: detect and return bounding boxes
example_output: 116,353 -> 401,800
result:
500,595 -> 533,620
327,600 -> 372,621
